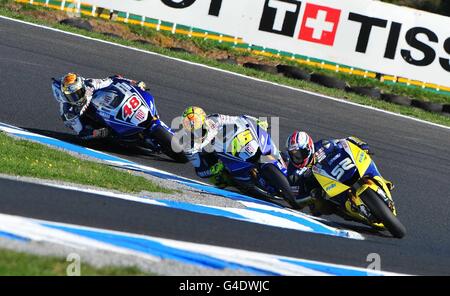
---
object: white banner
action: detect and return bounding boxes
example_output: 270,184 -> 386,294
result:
86,0 -> 450,87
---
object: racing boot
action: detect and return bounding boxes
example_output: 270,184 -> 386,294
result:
308,189 -> 334,216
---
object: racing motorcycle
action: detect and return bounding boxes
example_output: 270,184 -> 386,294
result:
60,78 -> 187,163
311,139 -> 406,238
213,116 -> 297,208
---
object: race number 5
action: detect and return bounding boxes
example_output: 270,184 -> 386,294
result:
122,96 -> 141,119
331,158 -> 355,180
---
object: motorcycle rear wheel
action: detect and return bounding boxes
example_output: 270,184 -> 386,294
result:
149,125 -> 188,163
360,189 -> 406,238
260,164 -> 299,209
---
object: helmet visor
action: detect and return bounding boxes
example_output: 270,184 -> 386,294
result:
289,147 -> 310,165
65,88 -> 86,105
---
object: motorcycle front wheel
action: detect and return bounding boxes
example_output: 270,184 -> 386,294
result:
360,188 -> 406,238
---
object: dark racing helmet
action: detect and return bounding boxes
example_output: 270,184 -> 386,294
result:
61,73 -> 86,106
286,131 -> 315,169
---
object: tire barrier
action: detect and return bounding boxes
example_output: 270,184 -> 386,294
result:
59,18 -> 93,31
345,86 -> 382,100
240,62 -> 448,116
243,62 -> 279,75
411,99 -> 444,113
276,65 -> 311,81
310,73 -> 347,90
443,104 -> 450,114
381,94 -> 412,106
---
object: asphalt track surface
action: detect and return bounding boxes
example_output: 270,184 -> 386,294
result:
0,17 -> 450,275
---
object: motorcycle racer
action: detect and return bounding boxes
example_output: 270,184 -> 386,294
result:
181,106 -> 269,188
284,131 -> 394,215
51,73 -> 146,140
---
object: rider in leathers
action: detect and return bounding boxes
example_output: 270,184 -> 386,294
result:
181,106 -> 268,188
51,73 -> 145,140
284,131 -> 394,216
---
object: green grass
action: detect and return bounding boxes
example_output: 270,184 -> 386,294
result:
0,248 -> 152,275
1,2 -> 449,127
0,132 -> 172,194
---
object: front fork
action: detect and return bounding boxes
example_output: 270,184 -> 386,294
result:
347,178 -> 397,225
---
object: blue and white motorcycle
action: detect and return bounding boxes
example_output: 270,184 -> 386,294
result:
76,78 -> 187,163
214,116 -> 297,208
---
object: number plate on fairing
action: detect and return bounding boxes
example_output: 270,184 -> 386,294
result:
116,95 -> 149,124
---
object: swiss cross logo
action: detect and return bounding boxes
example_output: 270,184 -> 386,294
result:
298,3 -> 341,46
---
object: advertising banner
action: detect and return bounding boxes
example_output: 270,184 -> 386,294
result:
85,0 -> 450,87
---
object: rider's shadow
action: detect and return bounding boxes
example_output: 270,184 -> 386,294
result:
20,127 -> 176,163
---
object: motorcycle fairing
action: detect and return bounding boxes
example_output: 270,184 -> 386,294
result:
313,140 -> 378,198
91,81 -> 157,136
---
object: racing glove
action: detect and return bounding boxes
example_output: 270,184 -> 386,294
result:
209,161 -> 224,176
136,81 -> 147,91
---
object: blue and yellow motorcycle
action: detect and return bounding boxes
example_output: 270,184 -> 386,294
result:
213,116 -> 298,208
311,139 -> 406,238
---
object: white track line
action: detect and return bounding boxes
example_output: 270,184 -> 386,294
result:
1,15 -> 449,131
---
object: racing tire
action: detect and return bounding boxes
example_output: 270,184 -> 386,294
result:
411,99 -> 443,113
360,188 -> 406,238
346,86 -> 381,99
149,125 -> 189,163
310,73 -> 347,90
443,104 -> 450,114
243,63 -> 279,75
276,65 -> 311,81
381,94 -> 412,106
60,18 -> 93,31
260,164 -> 299,209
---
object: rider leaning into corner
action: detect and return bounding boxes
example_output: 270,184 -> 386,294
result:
51,73 -> 146,140
180,106 -> 269,188
284,131 -> 395,215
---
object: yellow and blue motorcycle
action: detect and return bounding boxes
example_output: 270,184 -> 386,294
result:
311,139 -> 406,238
